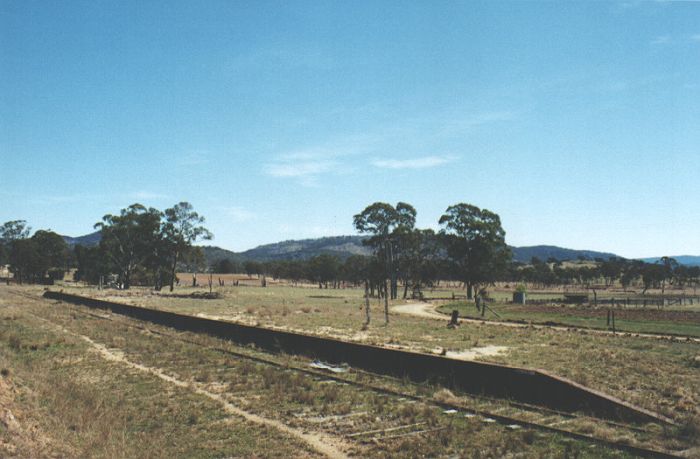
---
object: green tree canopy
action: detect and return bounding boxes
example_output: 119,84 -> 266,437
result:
31,230 -> 69,280
162,202 -> 213,291
353,201 -> 416,300
94,204 -> 163,289
438,203 -> 510,299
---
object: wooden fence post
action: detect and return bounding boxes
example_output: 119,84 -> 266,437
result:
612,310 -> 616,334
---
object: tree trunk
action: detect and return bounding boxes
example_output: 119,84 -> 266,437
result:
364,281 -> 371,325
466,282 -> 473,300
169,251 -> 179,292
384,279 -> 389,325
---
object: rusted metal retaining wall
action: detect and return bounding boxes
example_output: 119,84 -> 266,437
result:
44,290 -> 670,425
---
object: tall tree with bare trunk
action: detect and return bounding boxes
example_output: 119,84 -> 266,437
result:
162,202 -> 213,292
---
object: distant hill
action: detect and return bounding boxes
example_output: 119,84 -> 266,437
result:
62,231 -> 101,247
223,238 -> 621,264
200,246 -> 243,264
239,235 -> 371,261
60,231 -> 698,267
639,256 -> 700,267
510,245 -> 620,263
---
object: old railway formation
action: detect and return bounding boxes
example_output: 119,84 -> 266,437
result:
42,290 -> 672,423
23,290 -> 688,458
7,289 -> 689,457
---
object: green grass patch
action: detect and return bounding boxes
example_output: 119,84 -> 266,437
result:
437,301 -> 700,337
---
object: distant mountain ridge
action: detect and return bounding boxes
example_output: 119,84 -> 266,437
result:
61,231 -> 642,265
60,231 -> 699,266
639,256 -> 700,267
509,245 -> 619,263
239,235 -> 371,261
61,231 -> 102,247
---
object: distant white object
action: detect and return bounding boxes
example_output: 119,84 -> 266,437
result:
309,360 -> 348,373
443,409 -> 458,414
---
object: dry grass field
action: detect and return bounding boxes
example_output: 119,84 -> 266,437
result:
1,283 -> 699,457
55,281 -> 700,422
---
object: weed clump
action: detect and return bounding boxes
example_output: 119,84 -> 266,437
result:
678,415 -> 700,443
8,334 -> 21,350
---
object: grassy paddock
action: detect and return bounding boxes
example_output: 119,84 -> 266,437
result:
0,286 -> 651,458
437,301 -> 700,337
50,282 -> 700,427
0,301 -> 317,458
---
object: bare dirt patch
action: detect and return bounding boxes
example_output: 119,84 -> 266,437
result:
392,301 -> 446,320
77,333 -> 351,459
442,346 -> 510,361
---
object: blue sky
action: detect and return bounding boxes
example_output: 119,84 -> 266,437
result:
1,0 -> 699,258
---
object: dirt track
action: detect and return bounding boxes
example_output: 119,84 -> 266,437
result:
392,301 -> 700,343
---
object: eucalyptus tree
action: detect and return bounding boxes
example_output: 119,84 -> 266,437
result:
94,204 -> 162,289
438,203 -> 510,300
161,202 -> 213,292
341,255 -> 369,287
308,253 -> 341,288
0,220 -> 31,243
688,266 -> 700,295
641,263 -> 665,294
31,230 -> 69,280
658,256 -> 679,296
353,202 -> 417,323
1,220 -> 31,281
353,202 -> 416,294
8,239 -> 41,284
74,244 -> 111,284
398,228 -> 442,299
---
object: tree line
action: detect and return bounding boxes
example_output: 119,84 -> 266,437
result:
0,202 -> 211,290
2,200 -> 698,302
515,255 -> 700,295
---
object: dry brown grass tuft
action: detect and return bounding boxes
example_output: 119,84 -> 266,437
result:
433,388 -> 460,405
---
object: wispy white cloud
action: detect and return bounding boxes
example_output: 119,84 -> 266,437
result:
129,191 -> 169,201
439,110 -> 517,136
613,0 -> 670,13
26,193 -> 109,205
263,110 -> 506,184
650,33 -> 700,46
263,145 -> 361,186
266,161 -> 336,178
176,155 -> 209,167
371,155 -> 457,170
651,35 -> 671,45
219,206 -> 256,222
